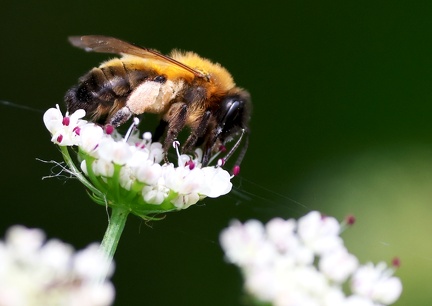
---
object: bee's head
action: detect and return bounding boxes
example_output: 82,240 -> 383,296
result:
215,90 -> 251,142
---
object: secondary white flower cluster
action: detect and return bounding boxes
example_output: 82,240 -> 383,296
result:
220,211 -> 402,306
43,105 -> 232,211
0,225 -> 114,306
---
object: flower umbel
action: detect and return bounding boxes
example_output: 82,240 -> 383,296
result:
0,225 -> 114,306
43,105 -> 233,218
43,105 -> 234,270
220,211 -> 402,306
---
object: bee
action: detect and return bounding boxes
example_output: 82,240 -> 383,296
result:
65,35 -> 251,166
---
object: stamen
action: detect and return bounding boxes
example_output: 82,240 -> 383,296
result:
185,160 -> 195,170
392,257 -> 401,268
105,124 -> 114,135
208,150 -> 222,165
143,132 -> 152,142
232,165 -> 240,176
73,126 -> 81,135
173,140 -> 181,157
57,134 -> 63,143
345,215 -> 356,226
217,158 -> 226,167
339,214 -> 356,233
219,145 -> 227,152
124,117 -> 140,142
135,142 -> 145,149
62,117 -> 70,126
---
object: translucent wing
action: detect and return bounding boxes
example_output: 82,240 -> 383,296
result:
68,35 -> 206,79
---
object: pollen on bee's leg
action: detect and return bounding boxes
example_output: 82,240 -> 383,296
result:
109,106 -> 132,127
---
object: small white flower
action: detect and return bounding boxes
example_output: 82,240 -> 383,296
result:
142,184 -> 169,205
119,166 -> 135,190
200,166 -> 232,198
98,139 -> 133,165
297,211 -> 342,255
351,262 -> 402,305
0,226 -> 115,306
43,105 -> 86,146
319,246 -> 359,283
79,123 -> 105,155
73,243 -> 113,281
92,159 -> 115,178
344,295 -> 376,306
220,220 -> 275,267
322,287 -> 346,306
135,161 -> 163,186
266,218 -> 313,265
220,212 -> 402,306
148,142 -> 164,164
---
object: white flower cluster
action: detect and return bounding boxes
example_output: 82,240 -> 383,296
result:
0,225 -> 114,306
220,211 -> 402,306
43,105 -> 232,210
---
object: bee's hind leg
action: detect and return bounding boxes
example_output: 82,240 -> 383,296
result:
182,110 -> 212,154
108,106 -> 133,127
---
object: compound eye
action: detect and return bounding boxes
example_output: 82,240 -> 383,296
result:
217,96 -> 245,139
222,101 -> 241,127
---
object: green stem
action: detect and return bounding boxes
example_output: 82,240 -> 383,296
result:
60,146 -> 102,196
99,206 -> 130,280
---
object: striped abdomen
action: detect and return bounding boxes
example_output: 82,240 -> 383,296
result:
65,59 -> 160,123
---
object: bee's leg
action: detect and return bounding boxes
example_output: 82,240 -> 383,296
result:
108,106 -> 133,127
201,141 -> 214,166
223,129 -> 248,165
233,131 -> 249,167
182,110 -> 212,154
163,102 -> 188,163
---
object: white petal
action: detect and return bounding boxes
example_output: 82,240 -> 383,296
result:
298,211 -> 342,255
43,106 -> 63,133
200,167 -> 232,197
142,185 -> 168,204
319,247 -> 358,283
98,140 -> 132,165
79,124 -> 104,153
135,162 -> 162,186
73,243 -> 113,280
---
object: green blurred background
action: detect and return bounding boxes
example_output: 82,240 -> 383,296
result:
2,0 -> 432,305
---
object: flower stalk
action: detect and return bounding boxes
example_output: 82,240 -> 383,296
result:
99,206 -> 129,278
